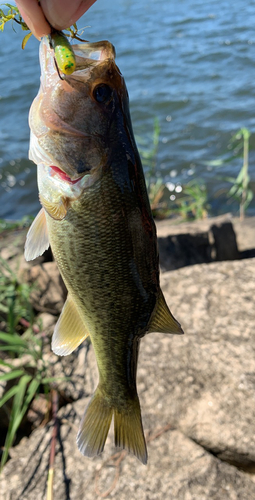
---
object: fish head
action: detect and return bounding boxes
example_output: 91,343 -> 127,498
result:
29,38 -> 133,184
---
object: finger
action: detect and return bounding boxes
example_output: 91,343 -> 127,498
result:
40,0 -> 97,31
15,0 -> 51,39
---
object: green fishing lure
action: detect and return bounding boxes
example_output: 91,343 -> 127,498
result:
50,30 -> 76,75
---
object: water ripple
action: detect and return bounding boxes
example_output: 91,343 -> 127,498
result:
0,0 -> 254,218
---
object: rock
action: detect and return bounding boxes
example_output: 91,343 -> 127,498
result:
145,257 -> 255,466
1,402 -> 255,500
54,340 -> 95,402
26,394 -> 49,428
0,229 -> 27,261
1,258 -> 255,498
233,216 -> 255,252
36,312 -> 57,332
156,215 -> 255,270
210,221 -> 239,261
27,262 -> 67,314
0,227 -> 53,280
158,231 -> 211,271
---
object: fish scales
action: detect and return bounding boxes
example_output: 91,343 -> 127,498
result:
46,167 -> 157,393
25,38 -> 183,464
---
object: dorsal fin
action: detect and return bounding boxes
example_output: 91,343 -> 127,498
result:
148,289 -> 183,335
24,208 -> 49,262
39,194 -> 67,221
52,295 -> 90,356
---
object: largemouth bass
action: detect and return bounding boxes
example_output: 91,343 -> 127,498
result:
25,38 -> 183,464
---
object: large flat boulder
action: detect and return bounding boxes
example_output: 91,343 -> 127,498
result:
1,403 -> 255,500
1,258 -> 255,498
141,258 -> 255,466
156,215 -> 255,270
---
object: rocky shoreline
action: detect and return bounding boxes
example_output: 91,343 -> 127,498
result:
0,215 -> 255,499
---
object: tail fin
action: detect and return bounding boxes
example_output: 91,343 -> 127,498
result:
77,387 -> 147,464
77,389 -> 113,458
114,398 -> 147,464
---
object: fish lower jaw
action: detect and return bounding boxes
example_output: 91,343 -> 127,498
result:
29,131 -> 86,186
29,130 -> 56,167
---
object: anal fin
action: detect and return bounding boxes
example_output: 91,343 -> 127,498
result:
52,295 -> 90,356
24,208 -> 49,261
148,289 -> 183,335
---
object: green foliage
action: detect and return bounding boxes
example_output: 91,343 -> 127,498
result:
138,120 -> 210,220
174,179 -> 209,220
0,256 -> 33,334
0,215 -> 33,234
205,127 -> 254,219
0,326 -> 58,471
0,3 -> 86,49
224,128 -> 253,220
138,118 -> 170,219
0,255 -> 66,471
0,322 -> 67,471
139,117 -> 160,178
0,4 -> 29,32
0,256 -> 37,469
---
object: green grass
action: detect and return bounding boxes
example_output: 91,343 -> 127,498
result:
174,179 -> 210,220
137,118 -> 171,219
205,127 -> 254,219
0,215 -> 33,234
225,128 -> 253,220
0,255 -> 67,472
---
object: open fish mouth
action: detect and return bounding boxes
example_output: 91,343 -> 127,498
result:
29,36 -> 125,178
50,165 -> 82,184
37,163 -> 93,204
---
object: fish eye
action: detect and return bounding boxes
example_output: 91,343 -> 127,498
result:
93,84 -> 113,103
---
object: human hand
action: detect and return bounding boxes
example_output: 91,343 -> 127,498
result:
15,0 -> 96,39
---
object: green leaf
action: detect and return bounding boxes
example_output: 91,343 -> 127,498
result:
202,159 -> 225,167
228,185 -> 238,197
222,176 -> 237,184
0,385 -> 19,409
0,345 -> 26,353
11,374 -> 32,414
21,31 -> 32,49
23,377 -> 40,408
5,3 -> 19,10
235,169 -> 245,183
0,369 -> 24,382
243,189 -> 254,210
0,374 -> 32,469
240,127 -> 251,141
0,332 -> 27,345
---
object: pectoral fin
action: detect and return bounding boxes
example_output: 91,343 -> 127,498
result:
148,289 -> 183,335
24,208 -> 49,261
52,295 -> 90,356
39,194 -> 67,221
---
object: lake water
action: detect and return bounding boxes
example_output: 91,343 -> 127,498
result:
0,0 -> 255,219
